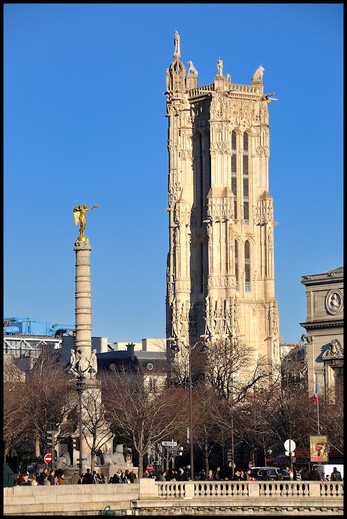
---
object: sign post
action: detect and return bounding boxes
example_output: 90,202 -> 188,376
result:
284,439 -> 296,471
44,453 -> 52,464
147,464 -> 153,472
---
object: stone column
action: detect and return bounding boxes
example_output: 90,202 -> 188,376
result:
74,236 -> 93,373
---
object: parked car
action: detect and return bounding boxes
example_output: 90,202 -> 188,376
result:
249,467 -> 279,480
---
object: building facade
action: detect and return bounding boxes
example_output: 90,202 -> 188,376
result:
165,32 -> 280,365
300,267 -> 344,396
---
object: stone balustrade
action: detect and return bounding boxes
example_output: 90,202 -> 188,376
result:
4,480 -> 344,516
228,83 -> 261,94
155,480 -> 344,499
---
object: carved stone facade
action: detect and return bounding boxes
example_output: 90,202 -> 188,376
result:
300,267 -> 344,396
165,32 -> 280,366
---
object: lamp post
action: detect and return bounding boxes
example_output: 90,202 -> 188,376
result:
76,372 -> 85,477
168,335 -> 209,481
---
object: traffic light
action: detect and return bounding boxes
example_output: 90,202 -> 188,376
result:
46,431 -> 55,447
73,438 -> 80,451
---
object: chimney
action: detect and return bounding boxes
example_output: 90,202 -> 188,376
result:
126,342 -> 135,361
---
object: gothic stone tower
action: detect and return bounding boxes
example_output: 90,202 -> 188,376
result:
165,32 -> 280,365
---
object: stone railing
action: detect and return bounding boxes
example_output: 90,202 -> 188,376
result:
228,83 -> 261,94
154,480 -> 344,499
188,82 -> 262,99
4,480 -> 344,516
188,84 -> 214,97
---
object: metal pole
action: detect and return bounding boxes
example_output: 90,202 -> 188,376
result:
316,374 -> 320,435
77,374 -> 84,477
189,342 -> 194,481
51,431 -> 55,473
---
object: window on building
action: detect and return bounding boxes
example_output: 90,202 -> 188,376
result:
243,133 -> 249,224
200,242 -> 204,293
235,240 -> 239,290
231,131 -> 237,219
199,133 -> 204,222
245,240 -> 250,292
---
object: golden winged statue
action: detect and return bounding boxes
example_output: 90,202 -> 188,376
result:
73,204 -> 98,239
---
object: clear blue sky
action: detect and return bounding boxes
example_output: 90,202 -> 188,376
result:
4,3 -> 343,343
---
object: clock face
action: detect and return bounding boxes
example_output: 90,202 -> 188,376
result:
326,289 -> 343,315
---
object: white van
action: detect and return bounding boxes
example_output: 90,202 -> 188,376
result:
313,464 -> 344,480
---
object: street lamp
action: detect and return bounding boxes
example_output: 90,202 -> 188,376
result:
168,335 -> 209,481
76,372 -> 85,477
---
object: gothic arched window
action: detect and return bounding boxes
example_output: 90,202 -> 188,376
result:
199,132 -> 203,219
245,240 -> 250,292
231,131 -> 237,219
243,133 -> 249,224
235,240 -> 239,291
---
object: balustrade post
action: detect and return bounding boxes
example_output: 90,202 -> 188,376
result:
184,482 -> 195,499
248,482 -> 260,497
139,478 -> 157,499
309,482 -> 321,497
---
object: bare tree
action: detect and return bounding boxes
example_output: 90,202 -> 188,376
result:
80,387 -> 113,472
3,357 -> 28,461
101,367 -> 186,477
19,349 -> 72,457
193,385 -> 222,474
204,337 -> 272,401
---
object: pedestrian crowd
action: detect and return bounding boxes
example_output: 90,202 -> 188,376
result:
109,468 -> 137,484
13,465 -> 343,486
147,465 -> 343,482
14,468 -> 67,486
76,468 -> 106,484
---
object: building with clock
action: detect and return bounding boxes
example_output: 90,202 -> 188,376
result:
300,267 -> 344,397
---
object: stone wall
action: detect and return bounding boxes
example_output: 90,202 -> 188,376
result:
4,480 -> 344,516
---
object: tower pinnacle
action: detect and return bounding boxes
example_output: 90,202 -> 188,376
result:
173,30 -> 181,60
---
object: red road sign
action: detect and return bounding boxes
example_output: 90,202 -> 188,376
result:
44,453 -> 52,464
248,461 -> 253,468
147,464 -> 153,472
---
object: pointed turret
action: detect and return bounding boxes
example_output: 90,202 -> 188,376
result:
166,31 -> 186,93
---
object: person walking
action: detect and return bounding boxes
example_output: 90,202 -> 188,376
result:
261,470 -> 271,481
82,468 -> 95,484
38,468 -> 48,485
199,469 -> 206,481
176,467 -> 186,481
330,467 -> 342,481
48,470 -> 55,485
156,471 -> 166,481
43,474 -> 51,485
309,466 -> 321,481
276,469 -> 284,480
22,474 -> 31,486
246,469 -> 253,481
128,469 -> 137,483
58,473 -> 67,485
30,475 -> 39,486
71,470 -> 80,485
232,470 -> 241,481
213,467 -> 222,481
